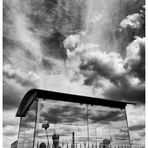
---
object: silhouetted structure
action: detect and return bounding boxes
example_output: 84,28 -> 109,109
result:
16,89 -> 134,148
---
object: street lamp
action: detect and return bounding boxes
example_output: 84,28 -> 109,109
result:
42,123 -> 50,148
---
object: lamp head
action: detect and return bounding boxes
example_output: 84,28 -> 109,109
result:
42,123 -> 49,130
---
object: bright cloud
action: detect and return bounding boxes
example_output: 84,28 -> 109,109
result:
120,13 -> 142,29
125,37 -> 145,80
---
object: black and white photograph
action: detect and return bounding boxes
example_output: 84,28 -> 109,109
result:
3,0 -> 145,148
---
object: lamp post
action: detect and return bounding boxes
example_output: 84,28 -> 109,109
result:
42,123 -> 50,148
71,131 -> 75,148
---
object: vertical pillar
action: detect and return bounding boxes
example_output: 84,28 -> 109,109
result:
86,105 -> 89,148
124,108 -> 131,148
33,98 -> 39,148
72,132 -> 75,148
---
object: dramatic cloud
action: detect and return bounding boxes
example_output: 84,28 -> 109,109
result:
64,34 -> 81,51
120,13 -> 142,29
104,82 -> 145,103
40,102 -> 87,124
63,2 -> 145,103
3,0 -> 145,147
103,37 -> 145,103
65,39 -> 145,103
40,101 -> 125,125
125,37 -> 145,81
3,63 -> 39,110
89,110 -> 124,124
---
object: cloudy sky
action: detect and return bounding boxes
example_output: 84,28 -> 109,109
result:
3,0 -> 145,147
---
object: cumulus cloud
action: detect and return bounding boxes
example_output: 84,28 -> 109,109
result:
64,4 -> 145,103
66,43 -> 126,86
64,35 -> 145,103
79,45 -> 125,76
120,13 -> 142,29
63,34 -> 80,51
125,37 -> 145,81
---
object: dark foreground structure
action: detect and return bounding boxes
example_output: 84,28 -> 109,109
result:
16,89 -> 134,148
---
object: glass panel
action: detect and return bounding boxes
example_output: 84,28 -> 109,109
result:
17,100 -> 37,148
17,97 -> 130,148
35,99 -> 88,148
88,105 -> 130,148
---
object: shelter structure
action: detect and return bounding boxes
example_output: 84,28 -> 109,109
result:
16,89 -> 134,148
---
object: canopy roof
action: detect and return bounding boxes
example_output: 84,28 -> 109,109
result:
16,89 -> 135,117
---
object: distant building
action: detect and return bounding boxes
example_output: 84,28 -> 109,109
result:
11,141 -> 17,148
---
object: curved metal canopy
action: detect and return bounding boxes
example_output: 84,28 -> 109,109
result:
16,89 -> 135,117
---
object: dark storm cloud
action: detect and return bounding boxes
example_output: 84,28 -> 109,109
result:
104,83 -> 145,104
103,71 -> 145,104
89,110 -> 123,124
3,37 -> 17,50
3,63 -> 38,110
41,57 -> 54,70
41,108 -> 63,123
3,80 -> 37,111
80,59 -> 123,86
129,124 -> 145,131
41,102 -> 124,125
41,32 -> 67,60
41,105 -> 86,124
3,83 -> 22,110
